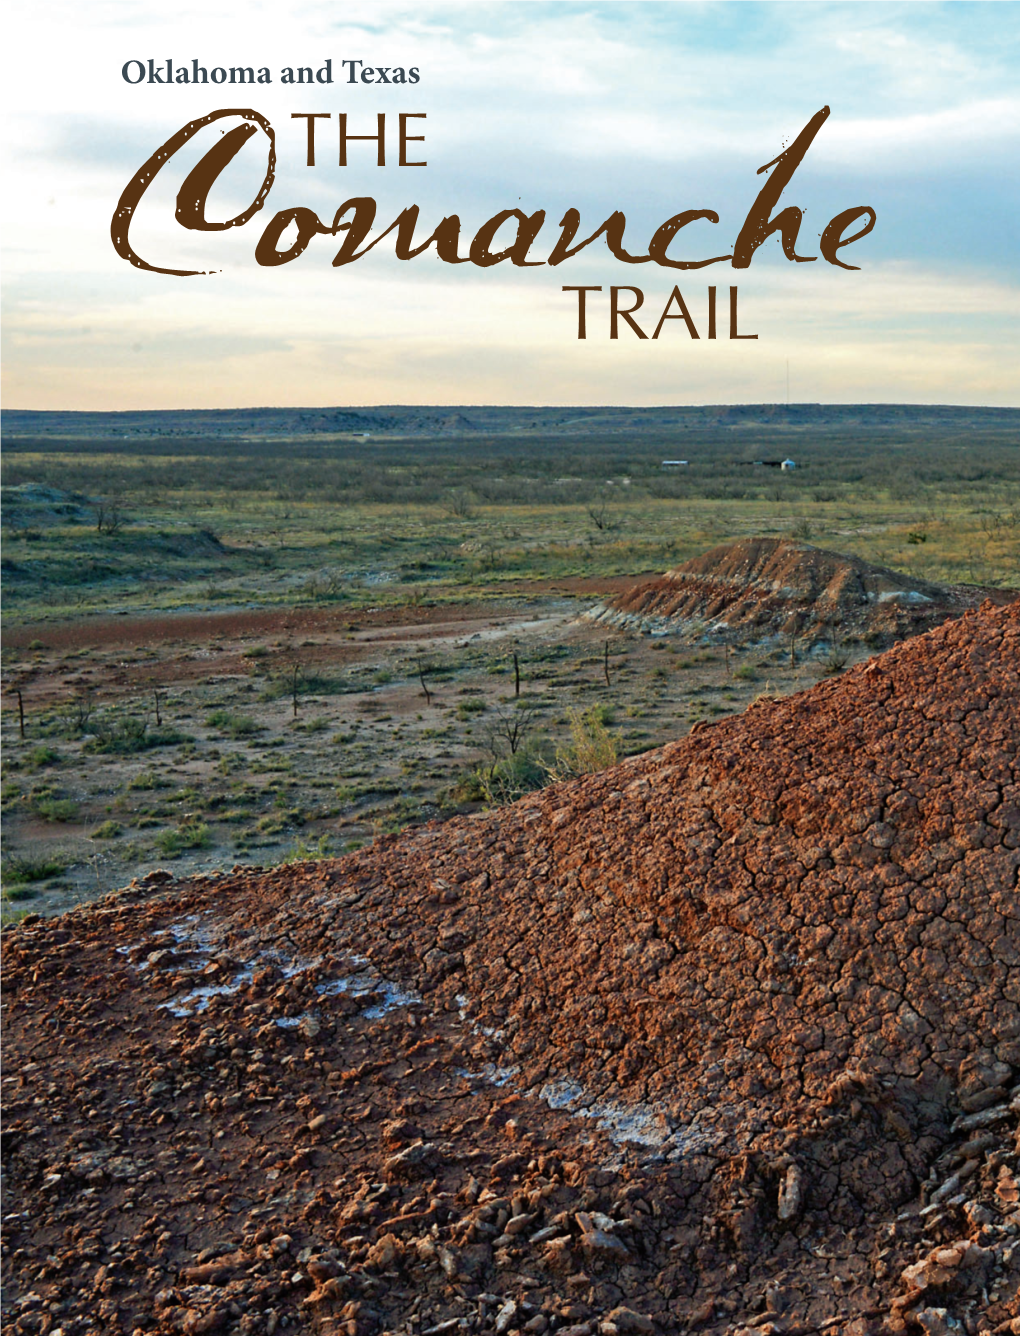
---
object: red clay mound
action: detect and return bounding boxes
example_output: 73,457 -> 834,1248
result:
589,537 -> 1010,645
3,603 -> 1019,1336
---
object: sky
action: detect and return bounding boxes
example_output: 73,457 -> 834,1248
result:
2,0 -> 1018,409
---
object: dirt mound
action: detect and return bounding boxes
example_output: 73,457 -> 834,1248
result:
588,537 -> 1010,646
1,482 -> 92,529
3,603 -> 1019,1335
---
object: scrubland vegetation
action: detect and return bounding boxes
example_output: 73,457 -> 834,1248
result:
3,425 -> 1018,618
2,413 -> 1017,920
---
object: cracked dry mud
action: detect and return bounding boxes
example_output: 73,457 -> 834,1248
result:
3,601 -> 1019,1336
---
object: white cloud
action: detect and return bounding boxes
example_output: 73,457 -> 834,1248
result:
2,1 -> 1017,408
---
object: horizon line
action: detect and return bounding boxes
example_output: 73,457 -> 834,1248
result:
5,401 -> 1020,416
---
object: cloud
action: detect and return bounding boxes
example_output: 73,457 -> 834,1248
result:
817,98 -> 1020,167
2,0 -> 1018,408
4,259 -> 1017,408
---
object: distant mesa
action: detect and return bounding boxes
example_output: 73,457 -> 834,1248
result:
437,412 -> 478,434
4,402 -> 1019,441
586,536 -> 1016,646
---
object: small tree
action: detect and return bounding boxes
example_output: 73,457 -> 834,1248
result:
484,701 -> 537,762
444,489 -> 475,519
95,500 -> 124,536
471,701 -> 544,806
587,500 -> 610,531
69,688 -> 95,733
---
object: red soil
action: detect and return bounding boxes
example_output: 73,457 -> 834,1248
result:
3,602 -> 1018,1336
3,579 -> 643,707
3,579 -> 643,654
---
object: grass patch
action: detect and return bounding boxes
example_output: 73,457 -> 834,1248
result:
84,718 -> 189,755
2,855 -> 67,885
550,707 -> 619,778
33,796 -> 80,822
205,708 -> 261,739
90,820 -> 122,839
280,834 -> 332,863
155,821 -> 212,856
25,745 -> 62,771
451,748 -> 549,807
456,698 -> 487,720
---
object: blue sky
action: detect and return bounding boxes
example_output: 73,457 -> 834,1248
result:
2,0 -> 1018,407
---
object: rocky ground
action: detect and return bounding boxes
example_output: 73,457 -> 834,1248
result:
589,539 -> 1013,646
2,601 -> 1019,1336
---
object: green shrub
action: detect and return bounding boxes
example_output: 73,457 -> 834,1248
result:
91,820 -> 122,839
456,698 -> 487,719
451,749 -> 548,807
155,821 -> 211,856
34,797 -> 80,822
25,745 -> 61,771
2,856 -> 66,885
733,664 -> 758,682
588,703 -> 616,725
551,707 -> 619,778
280,835 -> 331,863
821,650 -> 851,676
255,814 -> 288,836
84,718 -> 187,755
205,709 -> 260,739
259,669 -> 351,701
448,770 -> 486,803
3,886 -> 39,902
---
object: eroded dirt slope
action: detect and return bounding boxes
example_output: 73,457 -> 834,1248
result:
589,538 -> 1011,645
3,603 -> 1019,1336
